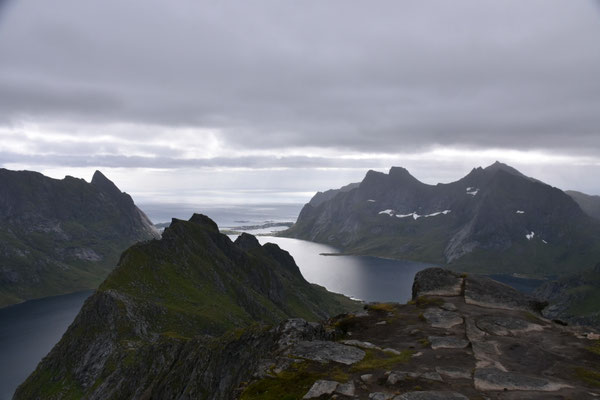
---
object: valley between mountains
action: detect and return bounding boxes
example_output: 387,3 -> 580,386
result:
5,163 -> 600,399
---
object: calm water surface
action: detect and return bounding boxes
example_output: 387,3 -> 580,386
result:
256,236 -> 434,303
0,290 -> 93,400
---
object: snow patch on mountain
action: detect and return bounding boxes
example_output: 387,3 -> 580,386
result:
395,210 -> 452,220
378,209 -> 394,216
466,187 -> 479,196
526,231 -> 535,240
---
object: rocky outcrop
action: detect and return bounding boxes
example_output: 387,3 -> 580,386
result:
282,162 -> 600,276
0,168 -> 159,307
239,267 -> 600,399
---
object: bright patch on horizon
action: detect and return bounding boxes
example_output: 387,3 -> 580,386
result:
367,199 -> 376,202
516,210 -> 525,214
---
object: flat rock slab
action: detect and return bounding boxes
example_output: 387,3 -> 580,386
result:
290,340 -> 365,365
303,379 -> 339,398
429,336 -> 470,350
394,391 -> 469,400
335,381 -> 356,396
435,366 -> 472,379
471,341 -> 506,371
464,275 -> 546,313
441,302 -> 457,311
422,371 -> 444,382
474,367 -> 571,391
412,268 -> 463,298
423,308 -> 463,329
465,317 -> 486,341
476,316 -> 543,336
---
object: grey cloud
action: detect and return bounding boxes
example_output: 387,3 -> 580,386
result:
0,0 -> 599,155
0,151 -> 397,170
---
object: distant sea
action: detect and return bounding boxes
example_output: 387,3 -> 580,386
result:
139,202 -> 303,228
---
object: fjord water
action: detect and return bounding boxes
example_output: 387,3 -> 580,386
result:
256,236 -> 433,303
0,291 -> 93,400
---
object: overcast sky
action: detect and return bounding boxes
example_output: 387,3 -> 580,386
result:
1,0 -> 600,207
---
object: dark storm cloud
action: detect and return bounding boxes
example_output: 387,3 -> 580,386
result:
0,0 -> 599,156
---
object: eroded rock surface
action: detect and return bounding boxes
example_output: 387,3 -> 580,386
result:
422,308 -> 463,329
240,267 -> 600,400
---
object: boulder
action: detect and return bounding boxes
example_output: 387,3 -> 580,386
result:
303,380 -> 339,399
335,381 -> 356,396
412,268 -> 463,298
464,275 -> 547,313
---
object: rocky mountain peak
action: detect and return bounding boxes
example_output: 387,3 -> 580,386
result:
388,166 -> 422,184
235,232 -> 262,251
14,214 -> 357,399
284,163 -> 600,275
483,161 -> 529,180
0,167 -> 159,307
189,213 -> 220,232
90,169 -> 124,197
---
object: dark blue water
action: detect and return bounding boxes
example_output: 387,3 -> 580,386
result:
255,236 -> 433,303
0,290 -> 93,400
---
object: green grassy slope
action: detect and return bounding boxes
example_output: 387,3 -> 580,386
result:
15,215 -> 358,399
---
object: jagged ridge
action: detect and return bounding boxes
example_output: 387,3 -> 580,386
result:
0,168 -> 159,307
282,162 -> 600,276
14,214 -> 357,399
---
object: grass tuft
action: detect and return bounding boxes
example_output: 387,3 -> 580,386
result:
575,367 -> 600,387
350,349 -> 413,372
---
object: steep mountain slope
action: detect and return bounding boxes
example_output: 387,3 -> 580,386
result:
567,190 -> 600,220
283,162 -> 600,276
15,215 -> 357,399
0,169 -> 159,307
535,262 -> 600,327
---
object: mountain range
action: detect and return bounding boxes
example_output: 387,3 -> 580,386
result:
282,162 -> 600,276
14,215 -> 357,399
0,169 -> 159,307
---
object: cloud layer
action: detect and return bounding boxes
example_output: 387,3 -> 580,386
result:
1,0 -> 600,199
